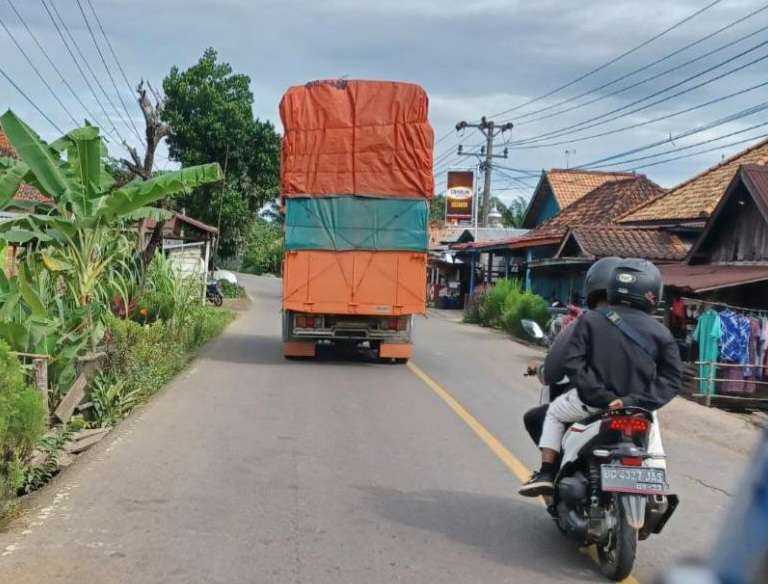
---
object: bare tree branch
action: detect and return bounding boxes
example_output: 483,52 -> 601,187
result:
119,79 -> 175,263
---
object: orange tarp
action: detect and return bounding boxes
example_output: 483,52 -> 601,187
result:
280,80 -> 434,198
282,250 -> 427,316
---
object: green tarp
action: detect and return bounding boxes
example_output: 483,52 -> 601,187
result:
284,197 -> 428,252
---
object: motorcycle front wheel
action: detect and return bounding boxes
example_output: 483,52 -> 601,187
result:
598,497 -> 638,581
208,293 -> 223,307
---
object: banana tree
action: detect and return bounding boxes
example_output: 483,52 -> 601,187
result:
0,110 -> 222,368
0,110 -> 222,304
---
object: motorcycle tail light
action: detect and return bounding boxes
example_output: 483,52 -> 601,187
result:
607,416 -> 650,434
621,457 -> 643,466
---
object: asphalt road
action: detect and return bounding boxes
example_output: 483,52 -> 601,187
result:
0,275 -> 759,583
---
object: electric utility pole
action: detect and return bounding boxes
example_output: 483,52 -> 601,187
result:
455,117 -> 513,227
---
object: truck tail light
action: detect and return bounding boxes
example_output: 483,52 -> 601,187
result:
296,315 -> 307,328
306,316 -> 316,328
383,318 -> 407,331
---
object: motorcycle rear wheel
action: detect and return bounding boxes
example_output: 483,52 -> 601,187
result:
208,293 -> 223,307
598,499 -> 638,581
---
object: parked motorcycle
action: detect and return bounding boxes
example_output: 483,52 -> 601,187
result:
521,319 -> 679,581
206,280 -> 223,306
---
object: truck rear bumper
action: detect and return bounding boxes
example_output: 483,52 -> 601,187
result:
379,343 -> 412,359
283,341 -> 316,358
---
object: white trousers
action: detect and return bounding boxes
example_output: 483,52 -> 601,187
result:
539,388 -> 667,468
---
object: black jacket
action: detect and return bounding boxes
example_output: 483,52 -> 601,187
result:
563,305 -> 682,410
543,322 -> 576,386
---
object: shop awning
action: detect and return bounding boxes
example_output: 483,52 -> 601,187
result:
660,264 -> 768,293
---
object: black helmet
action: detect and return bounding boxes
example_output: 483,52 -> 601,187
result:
584,257 -> 622,309
607,258 -> 663,313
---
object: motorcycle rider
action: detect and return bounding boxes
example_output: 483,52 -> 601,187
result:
519,258 -> 682,497
523,257 -> 621,445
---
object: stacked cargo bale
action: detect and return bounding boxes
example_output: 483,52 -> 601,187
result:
280,80 -> 433,319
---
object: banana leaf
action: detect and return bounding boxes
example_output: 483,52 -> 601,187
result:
96,163 -> 223,221
64,126 -> 103,200
0,160 -> 29,207
17,263 -> 48,319
0,110 -> 76,201
122,207 -> 174,221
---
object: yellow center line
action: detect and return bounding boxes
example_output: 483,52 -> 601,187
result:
407,361 -> 641,584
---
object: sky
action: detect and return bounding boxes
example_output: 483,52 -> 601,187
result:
2,0 -> 768,204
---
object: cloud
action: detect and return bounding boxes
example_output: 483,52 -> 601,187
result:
1,0 -> 766,190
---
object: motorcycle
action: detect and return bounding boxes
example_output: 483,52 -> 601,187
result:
521,319 -> 679,581
206,280 -> 223,306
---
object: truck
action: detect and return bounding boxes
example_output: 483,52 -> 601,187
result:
279,80 -> 434,362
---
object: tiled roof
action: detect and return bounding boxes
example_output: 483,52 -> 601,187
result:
0,131 -> 15,157
562,226 -> 690,262
621,137 -> 768,224
13,183 -> 50,203
546,169 -> 637,209
524,175 -> 664,240
0,130 -> 50,205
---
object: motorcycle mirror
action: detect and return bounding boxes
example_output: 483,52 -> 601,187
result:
521,319 -> 545,340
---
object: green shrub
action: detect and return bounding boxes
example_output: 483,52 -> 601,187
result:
500,290 -> 551,338
0,342 -> 47,515
220,281 -> 246,299
476,279 -> 523,327
465,278 -> 550,340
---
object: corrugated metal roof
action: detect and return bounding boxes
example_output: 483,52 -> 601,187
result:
659,263 -> 768,293
621,138 -> 768,224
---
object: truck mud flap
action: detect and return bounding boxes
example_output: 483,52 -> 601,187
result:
283,341 -> 316,358
379,343 -> 412,360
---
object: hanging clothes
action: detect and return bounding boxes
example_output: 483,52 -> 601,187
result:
720,366 -> 745,394
694,309 -> 721,396
760,317 -> 768,378
743,317 -> 762,394
719,310 -> 751,365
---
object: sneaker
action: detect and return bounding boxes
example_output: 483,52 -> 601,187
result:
518,470 -> 555,497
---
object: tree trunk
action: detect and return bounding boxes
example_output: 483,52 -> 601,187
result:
122,80 -> 172,265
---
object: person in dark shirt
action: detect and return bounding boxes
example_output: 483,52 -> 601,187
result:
519,258 -> 682,497
523,257 -> 621,445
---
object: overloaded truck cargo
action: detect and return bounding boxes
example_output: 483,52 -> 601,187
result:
279,79 -> 434,362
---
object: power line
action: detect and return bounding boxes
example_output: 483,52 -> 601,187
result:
509,2 -> 768,125
5,0 -> 115,138
511,41 -> 768,146
0,13 -> 78,126
73,0 -> 144,145
488,0 -> 724,119
516,21 -> 768,129
510,79 -> 768,151
492,166 -> 537,190
39,0 -> 128,146
84,0 -> 142,135
0,64 -> 63,133
577,98 -> 768,168
589,120 -> 768,169
617,132 -> 768,172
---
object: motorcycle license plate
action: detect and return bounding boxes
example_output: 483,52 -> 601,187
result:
601,465 -> 667,495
